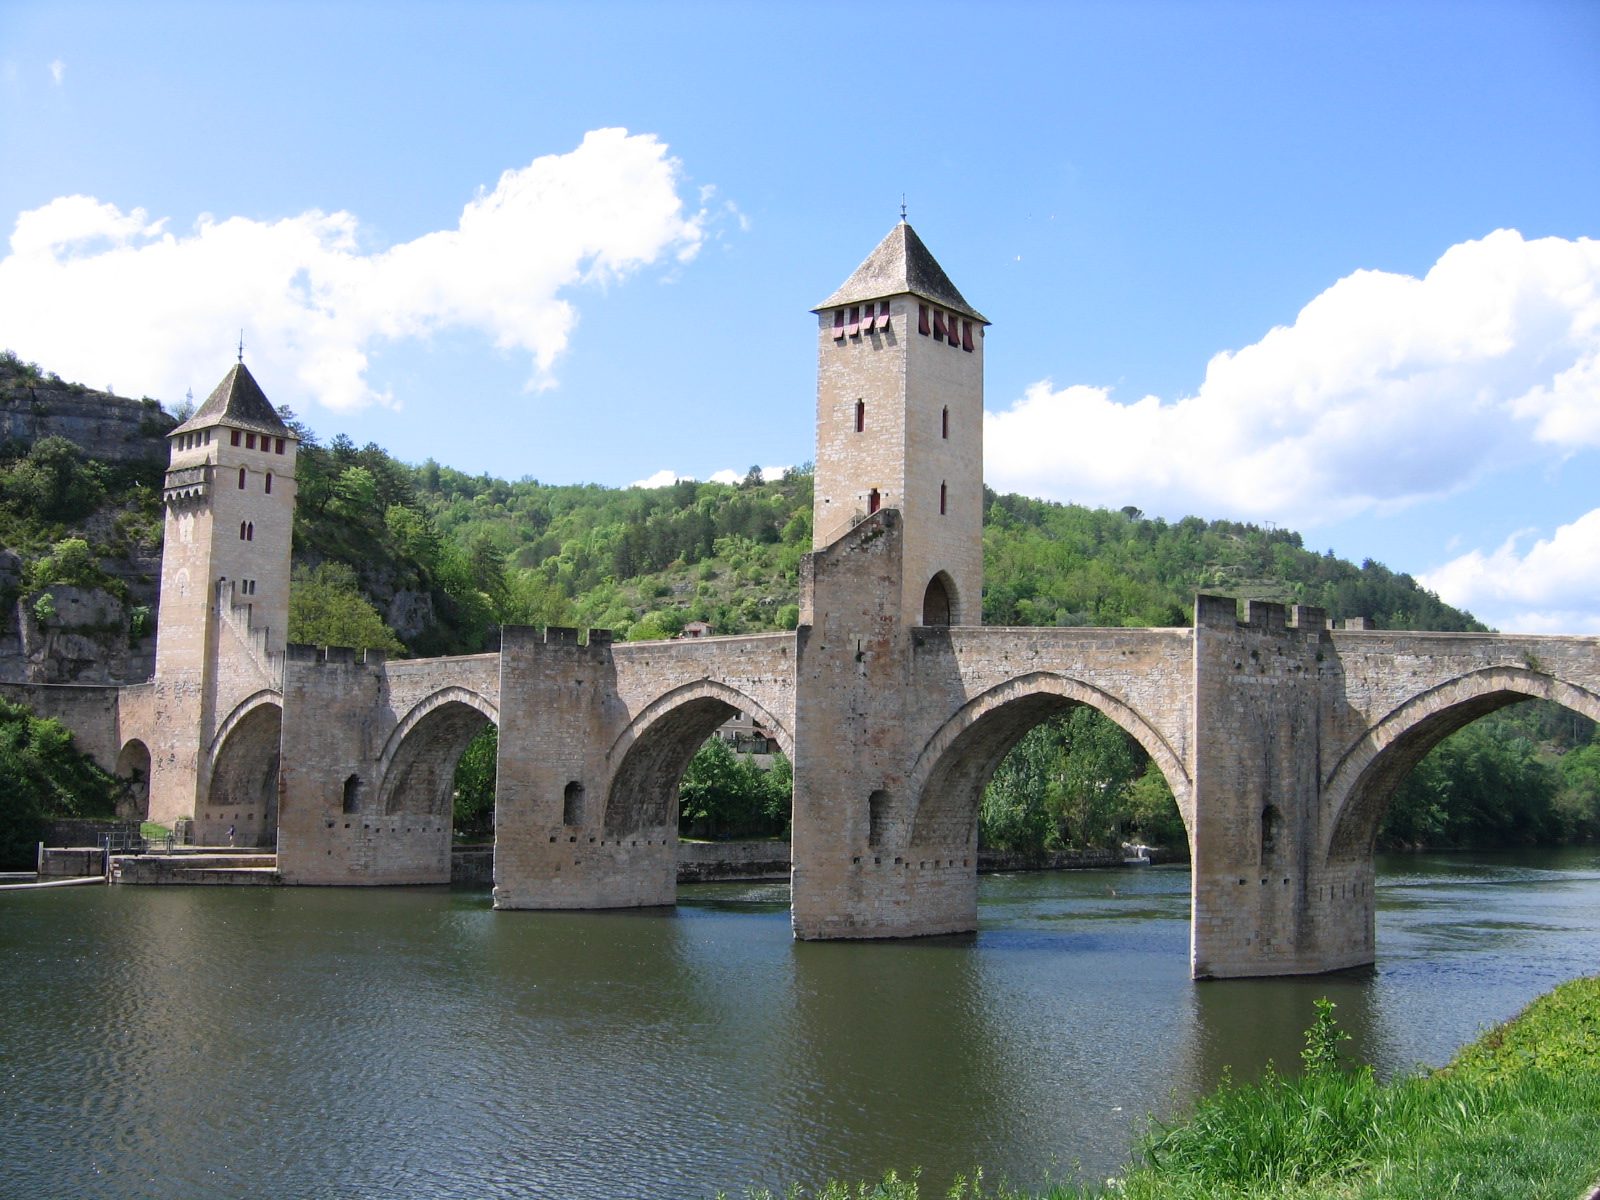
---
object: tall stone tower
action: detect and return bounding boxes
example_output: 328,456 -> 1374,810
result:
147,363 -> 298,842
810,221 -> 988,626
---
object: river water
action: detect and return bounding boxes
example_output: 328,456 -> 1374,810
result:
3,848 -> 1597,1199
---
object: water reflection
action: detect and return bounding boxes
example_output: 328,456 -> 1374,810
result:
2,851 -> 1596,1200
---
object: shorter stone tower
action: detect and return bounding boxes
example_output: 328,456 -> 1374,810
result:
147,363 -> 298,842
809,222 -> 989,626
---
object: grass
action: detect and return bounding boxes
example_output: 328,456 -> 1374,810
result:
723,978 -> 1600,1200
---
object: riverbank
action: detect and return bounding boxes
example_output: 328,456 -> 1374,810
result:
748,975 -> 1600,1200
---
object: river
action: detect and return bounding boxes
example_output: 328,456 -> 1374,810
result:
3,848 -> 1597,1199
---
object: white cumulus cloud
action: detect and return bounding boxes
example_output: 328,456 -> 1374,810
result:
631,469 -> 680,489
985,230 -> 1600,528
48,60 -> 63,84
634,466 -> 791,488
0,128 -> 706,411
1419,508 -> 1600,634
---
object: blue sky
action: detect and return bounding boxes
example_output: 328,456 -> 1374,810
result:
1,1 -> 1597,630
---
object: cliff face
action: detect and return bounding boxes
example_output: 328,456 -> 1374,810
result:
0,366 -> 174,468
0,358 -> 174,684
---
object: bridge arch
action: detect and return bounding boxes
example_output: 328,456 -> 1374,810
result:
1322,666 -> 1600,863
903,672 -> 1192,851
376,687 -> 500,818
205,692 -> 284,847
604,678 -> 795,838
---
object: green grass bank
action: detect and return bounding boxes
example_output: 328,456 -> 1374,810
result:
730,976 -> 1600,1200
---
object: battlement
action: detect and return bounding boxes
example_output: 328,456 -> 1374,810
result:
283,643 -> 388,667
500,625 -> 616,652
1194,594 -> 1331,633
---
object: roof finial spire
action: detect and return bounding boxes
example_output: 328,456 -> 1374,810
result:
900,194 -> 907,223
237,330 -> 245,364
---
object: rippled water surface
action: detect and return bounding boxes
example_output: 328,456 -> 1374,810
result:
3,848 -> 1598,1199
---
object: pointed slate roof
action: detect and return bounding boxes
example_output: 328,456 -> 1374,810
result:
813,222 -> 988,323
172,362 -> 293,439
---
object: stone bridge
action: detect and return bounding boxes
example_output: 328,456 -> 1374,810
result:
11,220 -> 1597,980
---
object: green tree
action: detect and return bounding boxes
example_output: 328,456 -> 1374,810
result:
451,724 -> 497,840
0,697 -> 121,869
288,562 -> 405,654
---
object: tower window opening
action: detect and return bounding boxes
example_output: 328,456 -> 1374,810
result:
246,522 -> 254,542
940,482 -> 947,515
918,304 -> 931,336
342,774 -> 365,815
932,311 -> 947,342
833,310 -> 846,341
239,521 -> 248,540
230,429 -> 241,446
238,467 -> 247,489
868,488 -> 881,514
275,438 -> 285,454
847,305 -> 860,336
265,472 -> 273,495
855,399 -> 865,433
961,320 -> 974,352
246,433 -> 256,450
941,406 -> 949,439
563,781 -> 585,826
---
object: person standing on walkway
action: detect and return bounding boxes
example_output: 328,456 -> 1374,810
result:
227,825 -> 235,847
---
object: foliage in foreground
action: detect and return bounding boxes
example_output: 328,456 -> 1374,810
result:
0,696 -> 121,869
722,978 -> 1600,1200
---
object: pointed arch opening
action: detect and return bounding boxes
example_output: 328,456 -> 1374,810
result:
114,739 -> 151,822
1323,673 -> 1600,865
922,572 -> 955,626
205,701 -> 282,848
902,675 -> 1192,867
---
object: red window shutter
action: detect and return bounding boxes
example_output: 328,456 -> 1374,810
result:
962,320 -> 974,352
932,311 -> 947,341
876,304 -> 890,330
230,430 -> 241,446
919,305 -> 931,335
833,310 -> 846,340
847,306 -> 860,336
276,438 -> 285,454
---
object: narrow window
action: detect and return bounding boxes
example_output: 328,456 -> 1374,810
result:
275,438 -> 285,455
847,305 -> 860,336
238,467 -> 246,489
246,522 -> 254,542
867,488 -> 881,514
941,406 -> 949,439
918,304 -> 931,335
833,310 -> 846,341
875,303 -> 890,330
245,433 -> 256,450
932,311 -> 947,342
239,521 -> 247,540
230,430 -> 241,447
563,781 -> 585,826
205,430 -> 211,445
854,399 -> 865,433
940,482 -> 947,515
342,774 -> 364,815
961,320 -> 974,352
265,472 -> 273,495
